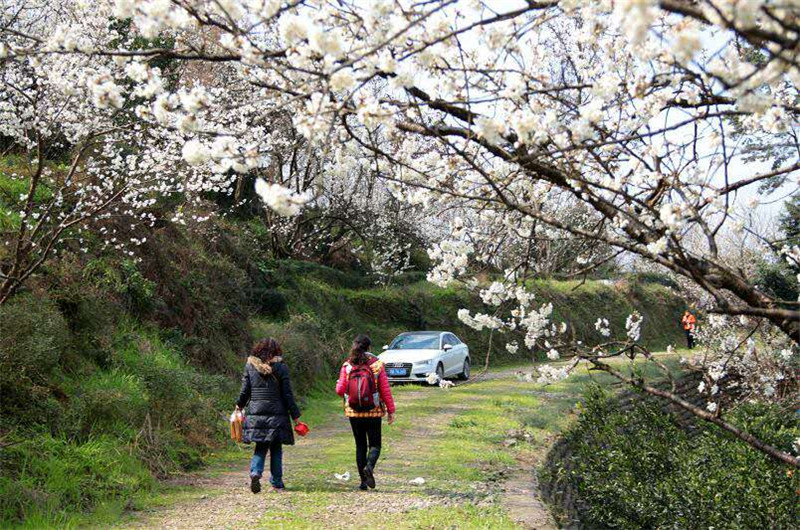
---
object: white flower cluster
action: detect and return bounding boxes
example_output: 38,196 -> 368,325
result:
625,312 -> 643,342
457,309 -> 503,331
690,314 -> 796,410
536,364 -> 570,384
181,136 -> 260,174
480,282 -> 511,306
427,240 -> 473,286
594,318 -> 611,337
87,74 -> 124,109
254,178 -> 313,217
520,302 -> 556,348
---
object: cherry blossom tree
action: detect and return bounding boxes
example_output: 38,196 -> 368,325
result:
2,0 -> 798,464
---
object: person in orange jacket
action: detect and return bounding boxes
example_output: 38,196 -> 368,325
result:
336,335 -> 396,491
681,310 -> 697,349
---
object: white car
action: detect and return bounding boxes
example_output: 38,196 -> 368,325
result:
379,331 -> 470,383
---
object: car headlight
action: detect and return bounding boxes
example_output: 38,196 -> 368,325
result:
415,359 -> 434,367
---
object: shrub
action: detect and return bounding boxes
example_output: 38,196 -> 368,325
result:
83,258 -> 156,316
137,227 -> 251,372
251,314 -> 344,396
755,261 -> 799,302
549,387 -> 800,529
47,254 -> 125,368
253,287 -> 287,317
109,326 -> 233,447
627,271 -> 680,290
0,294 -> 69,426
266,259 -> 372,290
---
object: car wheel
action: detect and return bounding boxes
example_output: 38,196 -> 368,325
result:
458,359 -> 470,380
431,363 -> 444,385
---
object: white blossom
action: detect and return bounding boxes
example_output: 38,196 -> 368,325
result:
594,318 -> 611,337
254,178 -> 312,216
182,140 -> 210,166
625,312 -> 643,342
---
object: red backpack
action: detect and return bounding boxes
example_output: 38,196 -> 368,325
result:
346,363 -> 379,412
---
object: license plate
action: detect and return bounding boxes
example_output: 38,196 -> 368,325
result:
388,368 -> 407,377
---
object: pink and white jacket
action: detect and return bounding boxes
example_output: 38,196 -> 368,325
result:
335,354 -> 396,418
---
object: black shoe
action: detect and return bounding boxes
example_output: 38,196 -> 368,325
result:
363,465 -> 376,489
250,476 -> 261,494
359,481 -> 368,491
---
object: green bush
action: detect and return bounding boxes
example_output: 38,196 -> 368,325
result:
109,326 -> 233,446
549,387 -> 799,529
137,227 -> 251,372
265,259 -> 372,290
84,258 -> 156,316
627,271 -> 680,290
755,261 -> 799,302
0,323 -> 235,527
253,287 -> 287,317
251,314 -> 345,396
0,294 -> 69,426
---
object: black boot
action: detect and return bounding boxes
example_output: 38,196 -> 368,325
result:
250,475 -> 261,494
363,447 -> 380,489
358,469 -> 368,491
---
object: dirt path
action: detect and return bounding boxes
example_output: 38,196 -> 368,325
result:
117,374 -> 558,529
501,450 -> 558,530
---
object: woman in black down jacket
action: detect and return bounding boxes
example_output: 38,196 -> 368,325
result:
236,338 -> 301,493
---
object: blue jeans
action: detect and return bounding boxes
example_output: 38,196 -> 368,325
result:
250,440 -> 283,487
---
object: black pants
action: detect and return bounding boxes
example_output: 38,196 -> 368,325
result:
685,329 -> 694,349
349,417 -> 382,476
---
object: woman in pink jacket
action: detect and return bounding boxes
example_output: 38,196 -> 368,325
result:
336,334 -> 396,491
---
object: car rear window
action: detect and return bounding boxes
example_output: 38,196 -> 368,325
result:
389,334 -> 440,350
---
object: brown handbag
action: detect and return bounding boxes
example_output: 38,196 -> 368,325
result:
229,408 -> 244,442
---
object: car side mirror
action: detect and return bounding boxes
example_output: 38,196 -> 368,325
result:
443,344 -> 453,351
382,344 -> 389,350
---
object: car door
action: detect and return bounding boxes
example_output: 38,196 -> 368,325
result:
442,334 -> 459,375
449,334 -> 467,373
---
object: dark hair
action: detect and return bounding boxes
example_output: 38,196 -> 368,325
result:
252,337 -> 282,362
349,334 -> 371,366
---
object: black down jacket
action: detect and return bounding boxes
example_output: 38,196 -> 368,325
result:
236,356 -> 301,445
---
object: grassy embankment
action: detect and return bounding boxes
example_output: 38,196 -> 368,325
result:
253,260 -> 687,378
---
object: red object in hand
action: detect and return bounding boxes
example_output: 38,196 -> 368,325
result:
294,421 -> 309,437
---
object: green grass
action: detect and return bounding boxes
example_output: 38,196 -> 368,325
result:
0,155 -> 56,231
248,378 -> 542,528
0,435 -> 154,529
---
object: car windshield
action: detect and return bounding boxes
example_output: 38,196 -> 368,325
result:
389,334 -> 440,350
